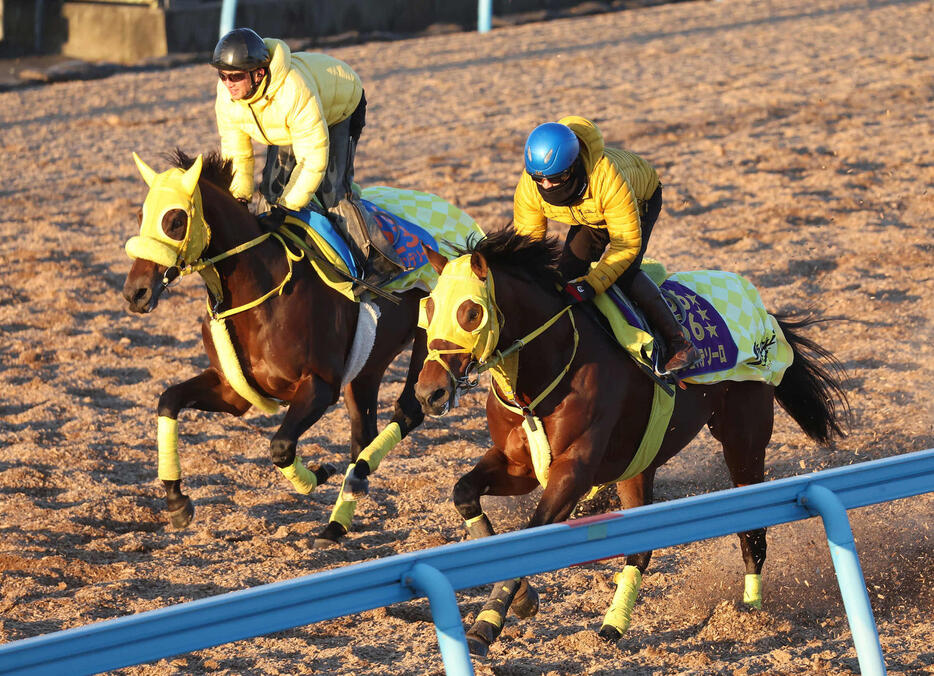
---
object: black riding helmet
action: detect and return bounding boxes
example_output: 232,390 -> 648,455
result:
212,28 -> 270,71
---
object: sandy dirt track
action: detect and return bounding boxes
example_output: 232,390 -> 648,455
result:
0,0 -> 932,673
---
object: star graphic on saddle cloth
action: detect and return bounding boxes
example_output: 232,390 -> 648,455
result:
705,323 -> 719,338
686,293 -> 698,307
696,306 -> 710,321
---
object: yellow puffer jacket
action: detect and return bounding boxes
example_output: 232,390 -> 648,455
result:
513,116 -> 660,294
215,38 -> 363,211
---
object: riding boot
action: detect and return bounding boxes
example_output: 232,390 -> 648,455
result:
627,270 -> 700,373
332,195 -> 406,291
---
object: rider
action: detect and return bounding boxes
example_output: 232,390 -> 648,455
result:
513,116 -> 699,373
211,27 -> 403,288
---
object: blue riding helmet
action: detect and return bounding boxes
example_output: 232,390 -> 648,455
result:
524,123 -> 580,178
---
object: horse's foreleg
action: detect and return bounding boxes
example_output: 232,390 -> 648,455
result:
711,381 -> 772,609
599,470 -> 657,643
269,374 -> 339,497
460,449 -> 542,658
157,369 -> 250,528
341,331 -> 428,501
317,334 -> 430,549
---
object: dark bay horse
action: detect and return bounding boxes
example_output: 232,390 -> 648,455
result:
414,229 -> 848,656
122,149 -> 479,546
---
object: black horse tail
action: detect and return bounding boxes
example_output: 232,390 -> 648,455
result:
774,314 -> 850,446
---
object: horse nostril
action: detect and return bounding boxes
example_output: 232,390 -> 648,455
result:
428,388 -> 447,407
126,286 -> 151,310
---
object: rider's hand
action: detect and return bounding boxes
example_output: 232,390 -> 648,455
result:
236,197 -> 250,209
562,278 -> 596,304
259,205 -> 287,231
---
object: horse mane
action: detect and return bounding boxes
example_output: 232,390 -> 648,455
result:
168,148 -> 234,191
453,227 -> 564,291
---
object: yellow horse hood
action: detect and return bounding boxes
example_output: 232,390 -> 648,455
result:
125,153 -> 210,268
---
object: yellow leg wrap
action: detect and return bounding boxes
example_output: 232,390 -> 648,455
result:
476,609 -> 504,629
464,514 -> 486,528
601,565 -> 643,634
356,422 -> 402,472
277,456 -> 318,495
157,416 -> 181,481
743,573 -> 763,609
328,464 -> 358,530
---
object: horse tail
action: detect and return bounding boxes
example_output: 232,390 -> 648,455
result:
774,314 -> 850,446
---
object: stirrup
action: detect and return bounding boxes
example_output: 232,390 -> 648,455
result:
658,345 -> 701,377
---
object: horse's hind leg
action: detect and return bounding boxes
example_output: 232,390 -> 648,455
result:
316,332 -> 429,548
599,469 -> 657,643
157,369 -> 250,528
709,381 -> 773,609
454,446 -> 540,657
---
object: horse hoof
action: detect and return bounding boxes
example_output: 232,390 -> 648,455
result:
342,475 -> 369,501
313,521 -> 347,549
315,463 -> 339,485
166,497 -> 194,529
465,634 -> 490,658
598,624 -> 623,644
512,579 -> 540,618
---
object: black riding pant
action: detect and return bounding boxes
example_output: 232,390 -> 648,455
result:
260,90 -> 368,210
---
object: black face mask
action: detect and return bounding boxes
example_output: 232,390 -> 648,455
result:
536,158 -> 588,207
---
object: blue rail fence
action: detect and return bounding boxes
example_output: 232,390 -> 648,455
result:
0,447 -> 931,676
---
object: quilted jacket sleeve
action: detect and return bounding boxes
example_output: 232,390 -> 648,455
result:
584,160 -> 642,294
512,174 -> 548,239
278,77 -> 330,211
215,87 -> 255,201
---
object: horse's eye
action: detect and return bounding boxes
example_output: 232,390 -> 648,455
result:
161,209 -> 188,241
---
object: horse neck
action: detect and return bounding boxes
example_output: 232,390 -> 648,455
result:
493,268 -> 579,398
198,182 -> 282,301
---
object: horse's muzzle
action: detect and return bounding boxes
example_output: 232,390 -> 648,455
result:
415,379 -> 453,417
123,281 -> 158,313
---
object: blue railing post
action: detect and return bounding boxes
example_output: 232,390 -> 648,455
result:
219,0 -> 238,38
404,563 -> 474,676
798,484 -> 886,675
478,0 -> 492,33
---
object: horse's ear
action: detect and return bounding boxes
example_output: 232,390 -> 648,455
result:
181,154 -> 203,195
423,244 -> 448,274
470,251 -> 488,281
132,152 -> 157,187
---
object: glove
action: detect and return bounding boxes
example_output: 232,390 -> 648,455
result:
236,197 -> 250,209
258,205 -> 287,231
562,278 -> 596,304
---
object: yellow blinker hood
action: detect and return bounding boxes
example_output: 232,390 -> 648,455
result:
125,153 -> 210,268
418,254 -> 501,362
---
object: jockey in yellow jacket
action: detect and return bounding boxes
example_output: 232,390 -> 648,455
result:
212,28 -> 402,287
514,116 -> 698,373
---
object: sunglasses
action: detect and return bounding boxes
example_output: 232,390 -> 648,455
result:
217,71 -> 250,83
530,166 -> 573,185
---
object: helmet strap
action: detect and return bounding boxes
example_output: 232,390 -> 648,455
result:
246,68 -> 268,99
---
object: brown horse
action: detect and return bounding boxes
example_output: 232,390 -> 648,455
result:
414,229 -> 848,656
122,149 -> 479,546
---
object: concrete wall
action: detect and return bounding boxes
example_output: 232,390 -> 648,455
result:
3,0 -> 618,63
62,2 -> 168,63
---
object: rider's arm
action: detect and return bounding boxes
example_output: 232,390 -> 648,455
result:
277,78 -> 329,211
216,88 -> 255,202
583,163 -> 642,294
512,173 -> 548,239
